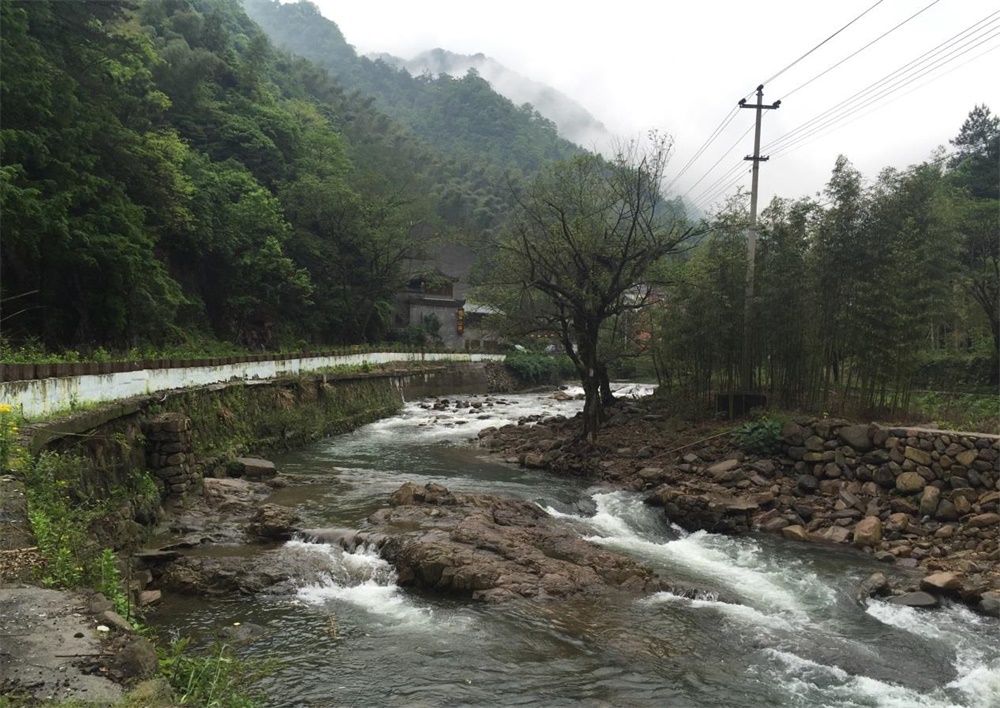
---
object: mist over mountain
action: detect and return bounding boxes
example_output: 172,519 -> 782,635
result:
372,48 -> 616,154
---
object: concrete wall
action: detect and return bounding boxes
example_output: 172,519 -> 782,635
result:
1,352 -> 503,418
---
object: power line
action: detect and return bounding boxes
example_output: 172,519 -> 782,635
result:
666,107 -> 740,192
762,0 -> 887,86
771,37 -> 1000,160
692,166 -> 751,213
769,24 -> 1000,158
763,12 -> 1000,154
779,0 -> 943,100
680,121 -> 755,201
676,2 -> 891,205
690,160 -> 748,208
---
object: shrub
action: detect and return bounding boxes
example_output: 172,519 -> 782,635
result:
733,418 -> 784,456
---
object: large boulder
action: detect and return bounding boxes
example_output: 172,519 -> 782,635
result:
895,472 -> 926,494
645,489 -> 756,535
234,457 -> 277,481
887,591 -> 939,608
838,425 -> 873,452
374,483 -> 669,602
920,572 -> 962,595
245,504 -> 301,542
853,516 -> 882,548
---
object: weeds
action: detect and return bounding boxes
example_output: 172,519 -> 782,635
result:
0,403 -> 27,473
159,638 -> 270,707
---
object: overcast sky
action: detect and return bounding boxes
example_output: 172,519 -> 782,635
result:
310,0 -> 998,211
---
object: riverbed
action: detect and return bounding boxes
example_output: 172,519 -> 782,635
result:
150,389 -> 1000,707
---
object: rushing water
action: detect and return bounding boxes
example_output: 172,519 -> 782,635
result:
151,389 -> 1000,708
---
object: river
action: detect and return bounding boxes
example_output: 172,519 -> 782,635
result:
150,388 -> 1000,707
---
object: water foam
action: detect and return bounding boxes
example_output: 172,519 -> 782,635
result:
762,648 -> 973,708
642,590 -> 798,634
558,491 -> 833,613
286,539 -> 433,627
867,599 -> 1000,707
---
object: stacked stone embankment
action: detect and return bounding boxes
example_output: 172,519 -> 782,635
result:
143,413 -> 197,498
770,419 -> 998,561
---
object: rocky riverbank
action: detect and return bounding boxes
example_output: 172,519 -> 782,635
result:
475,396 -> 1000,616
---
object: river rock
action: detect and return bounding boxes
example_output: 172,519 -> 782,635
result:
373,483 -> 667,602
956,449 -> 979,467
918,486 -> 941,518
797,475 -> 819,494
853,516 -> 882,548
858,572 -> 888,598
235,457 -> 277,480
111,637 -> 158,681
904,447 -> 933,467
967,512 -> 1000,528
886,591 -> 939,608
978,591 -> 1000,617
886,512 -> 912,533
934,499 -> 959,522
245,504 -> 301,542
920,572 -> 962,594
781,525 -> 809,541
896,472 -> 925,494
838,425 -> 873,451
814,526 -> 851,544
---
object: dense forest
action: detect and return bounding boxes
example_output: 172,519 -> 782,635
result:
0,0 -> 579,354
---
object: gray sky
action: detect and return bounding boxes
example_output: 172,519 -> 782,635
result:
310,0 -> 999,212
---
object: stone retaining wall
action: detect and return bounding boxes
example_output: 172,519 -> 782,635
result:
782,418 -> 999,513
143,413 -> 197,497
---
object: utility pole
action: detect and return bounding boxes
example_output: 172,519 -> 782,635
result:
738,84 -> 779,392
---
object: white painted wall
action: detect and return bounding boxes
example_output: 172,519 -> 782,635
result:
0,352 -> 504,419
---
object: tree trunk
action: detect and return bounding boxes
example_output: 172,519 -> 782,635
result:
598,362 -> 615,407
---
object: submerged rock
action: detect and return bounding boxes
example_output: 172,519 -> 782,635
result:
886,591 -> 939,608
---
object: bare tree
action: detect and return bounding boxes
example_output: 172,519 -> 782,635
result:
485,133 -> 698,442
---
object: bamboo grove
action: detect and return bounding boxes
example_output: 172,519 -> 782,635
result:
650,106 -> 998,415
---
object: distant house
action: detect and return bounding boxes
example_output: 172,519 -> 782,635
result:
392,242 -> 502,351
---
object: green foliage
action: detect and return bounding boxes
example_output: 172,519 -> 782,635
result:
910,391 -> 1000,435
23,452 -> 141,619
733,418 -> 784,457
3,0 -> 573,355
26,453 -> 90,587
158,638 -> 269,707
505,351 -> 561,385
95,548 -> 130,617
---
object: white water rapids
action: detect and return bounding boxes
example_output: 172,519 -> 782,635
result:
153,386 -> 1000,707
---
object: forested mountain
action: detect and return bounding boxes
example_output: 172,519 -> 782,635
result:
242,0 -> 584,174
0,0 -> 583,354
372,48 -> 615,153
